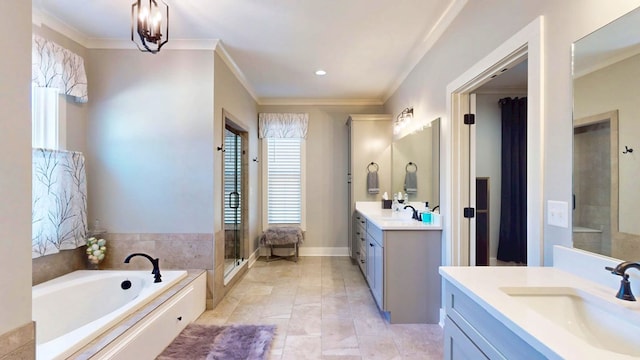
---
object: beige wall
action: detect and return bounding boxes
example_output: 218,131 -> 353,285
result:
213,52 -> 259,253
0,0 -> 33,347
257,105 -> 384,249
86,49 -> 215,233
385,0 -> 640,265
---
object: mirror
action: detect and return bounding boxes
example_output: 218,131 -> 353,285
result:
573,7 -> 640,260
391,118 -> 440,208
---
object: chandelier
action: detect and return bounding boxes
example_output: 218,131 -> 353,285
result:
131,0 -> 169,54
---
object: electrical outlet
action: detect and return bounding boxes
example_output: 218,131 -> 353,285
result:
547,200 -> 569,228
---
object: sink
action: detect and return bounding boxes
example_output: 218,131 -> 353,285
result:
501,286 -> 640,356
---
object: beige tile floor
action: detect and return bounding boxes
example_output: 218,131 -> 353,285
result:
195,256 -> 444,359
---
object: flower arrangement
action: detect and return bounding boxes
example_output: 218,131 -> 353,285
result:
86,237 -> 107,265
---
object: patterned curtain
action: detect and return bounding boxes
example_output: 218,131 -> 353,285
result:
32,149 -> 88,258
258,113 -> 309,139
32,34 -> 88,103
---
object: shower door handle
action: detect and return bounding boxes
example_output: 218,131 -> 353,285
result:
229,191 -> 239,209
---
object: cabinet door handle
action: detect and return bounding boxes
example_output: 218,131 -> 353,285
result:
177,316 -> 183,321
370,243 -> 374,247
361,260 -> 365,264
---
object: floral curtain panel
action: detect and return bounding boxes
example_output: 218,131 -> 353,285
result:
258,113 -> 309,139
32,34 -> 88,103
32,149 -> 88,258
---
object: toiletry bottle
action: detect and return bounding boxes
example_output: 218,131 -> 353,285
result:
422,202 -> 432,223
392,194 -> 400,212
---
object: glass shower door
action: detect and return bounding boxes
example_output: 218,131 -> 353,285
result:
224,126 -> 244,277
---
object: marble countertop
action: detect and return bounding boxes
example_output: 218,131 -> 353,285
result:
439,266 -> 640,360
355,201 -> 442,230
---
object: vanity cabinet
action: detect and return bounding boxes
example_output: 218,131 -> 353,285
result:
354,212 -> 442,324
366,223 -> 384,307
347,114 -> 392,259
443,280 -> 546,360
353,212 -> 367,273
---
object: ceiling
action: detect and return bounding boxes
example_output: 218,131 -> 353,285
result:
32,0 -> 467,104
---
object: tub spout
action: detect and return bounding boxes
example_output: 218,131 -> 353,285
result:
124,253 -> 162,283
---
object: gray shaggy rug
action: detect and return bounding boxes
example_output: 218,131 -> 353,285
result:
156,324 -> 276,360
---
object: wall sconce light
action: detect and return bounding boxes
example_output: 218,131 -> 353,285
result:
131,0 -> 169,54
394,107 -> 414,134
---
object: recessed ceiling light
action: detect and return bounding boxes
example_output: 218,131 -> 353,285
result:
315,70 -> 327,76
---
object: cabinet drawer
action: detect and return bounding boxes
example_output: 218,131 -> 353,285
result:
444,316 -> 488,360
445,281 -> 546,360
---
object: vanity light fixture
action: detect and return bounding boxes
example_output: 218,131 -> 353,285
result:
394,107 -> 414,134
131,0 -> 169,54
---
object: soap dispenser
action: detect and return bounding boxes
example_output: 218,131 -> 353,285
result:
421,202 -> 432,223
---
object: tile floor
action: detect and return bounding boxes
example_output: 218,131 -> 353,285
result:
195,256 -> 444,359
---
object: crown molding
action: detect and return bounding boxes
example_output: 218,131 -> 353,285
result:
574,45 -> 640,79
382,0 -> 468,102
85,38 -> 219,50
257,97 -> 384,106
32,7 -> 90,47
213,41 -> 259,102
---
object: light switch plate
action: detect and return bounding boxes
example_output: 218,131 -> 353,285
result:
547,200 -> 569,228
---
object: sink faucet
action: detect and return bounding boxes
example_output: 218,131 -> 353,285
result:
605,261 -> 640,301
403,205 -> 421,221
124,253 -> 162,283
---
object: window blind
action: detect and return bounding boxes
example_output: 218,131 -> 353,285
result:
266,138 -> 301,224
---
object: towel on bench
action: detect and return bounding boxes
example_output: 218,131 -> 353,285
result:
260,226 -> 304,246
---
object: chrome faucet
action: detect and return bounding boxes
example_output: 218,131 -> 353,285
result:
403,205 -> 421,221
605,261 -> 640,301
124,253 -> 162,283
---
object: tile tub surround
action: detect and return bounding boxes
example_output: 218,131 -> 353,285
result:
197,256 -> 443,359
0,322 -> 35,360
32,247 -> 86,285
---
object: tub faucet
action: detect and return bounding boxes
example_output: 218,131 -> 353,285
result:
403,205 -> 421,221
124,253 -> 162,283
605,261 -> 640,301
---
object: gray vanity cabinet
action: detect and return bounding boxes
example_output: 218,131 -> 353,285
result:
357,216 -> 442,324
443,280 -> 547,359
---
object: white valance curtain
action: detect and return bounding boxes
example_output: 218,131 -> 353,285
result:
258,113 -> 309,139
32,149 -> 88,258
32,34 -> 88,103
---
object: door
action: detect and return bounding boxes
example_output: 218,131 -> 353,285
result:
223,124 -> 244,277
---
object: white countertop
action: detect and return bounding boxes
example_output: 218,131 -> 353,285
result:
439,266 -> 640,360
355,201 -> 442,230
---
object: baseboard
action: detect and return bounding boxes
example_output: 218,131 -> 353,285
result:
248,248 -> 260,268
299,247 -> 349,256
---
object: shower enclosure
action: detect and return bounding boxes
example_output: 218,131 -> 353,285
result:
223,120 -> 247,278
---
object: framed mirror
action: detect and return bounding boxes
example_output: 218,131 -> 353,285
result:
391,118 -> 440,208
573,6 -> 640,260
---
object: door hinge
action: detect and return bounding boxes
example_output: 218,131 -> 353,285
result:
464,207 -> 475,218
464,114 -> 475,125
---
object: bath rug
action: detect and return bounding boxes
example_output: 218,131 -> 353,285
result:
156,324 -> 276,360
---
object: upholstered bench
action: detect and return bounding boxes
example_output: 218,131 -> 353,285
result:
259,226 -> 304,262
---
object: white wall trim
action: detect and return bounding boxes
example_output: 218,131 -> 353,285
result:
445,16 -> 545,267
32,7 -> 90,47
299,247 -> 349,257
383,0 -> 469,102
258,97 -> 384,106
248,248 -> 260,268
213,41 -> 260,102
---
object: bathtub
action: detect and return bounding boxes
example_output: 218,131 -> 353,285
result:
33,270 -> 188,360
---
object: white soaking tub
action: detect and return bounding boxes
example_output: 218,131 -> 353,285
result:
33,270 -> 188,360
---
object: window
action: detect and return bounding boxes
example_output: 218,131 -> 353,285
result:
263,137 -> 305,228
259,112 -> 308,230
31,85 -> 66,150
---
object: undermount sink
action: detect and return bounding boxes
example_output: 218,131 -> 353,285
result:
501,286 -> 640,357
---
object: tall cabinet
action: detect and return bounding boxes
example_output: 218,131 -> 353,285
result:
347,114 -> 392,260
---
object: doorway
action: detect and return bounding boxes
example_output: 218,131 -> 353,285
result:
223,113 -> 248,280
445,17 -> 544,267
